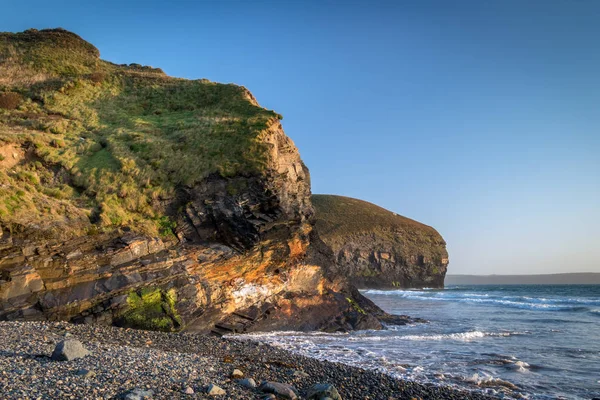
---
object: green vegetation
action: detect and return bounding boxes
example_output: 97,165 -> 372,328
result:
117,287 -> 182,331
346,296 -> 366,315
0,28 -> 282,236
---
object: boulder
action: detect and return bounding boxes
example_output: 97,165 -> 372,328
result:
259,381 -> 299,399
51,339 -> 90,361
306,383 -> 342,400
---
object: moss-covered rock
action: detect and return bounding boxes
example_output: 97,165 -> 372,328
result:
115,288 -> 182,332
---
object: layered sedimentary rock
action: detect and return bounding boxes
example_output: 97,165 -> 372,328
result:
0,29 -> 395,333
313,195 -> 448,289
0,119 -> 385,333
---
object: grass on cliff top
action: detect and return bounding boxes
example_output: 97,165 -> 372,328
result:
312,194 -> 445,248
0,28 -> 282,237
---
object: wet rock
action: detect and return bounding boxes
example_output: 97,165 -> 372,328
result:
259,381 -> 299,399
306,383 -> 342,400
51,339 -> 89,361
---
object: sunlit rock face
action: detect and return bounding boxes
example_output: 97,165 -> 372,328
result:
0,29 -> 414,333
312,195 -> 448,289
0,119 -> 382,333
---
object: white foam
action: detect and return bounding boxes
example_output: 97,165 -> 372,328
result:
465,373 -> 519,390
363,289 -> 591,312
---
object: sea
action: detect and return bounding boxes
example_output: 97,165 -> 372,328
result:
235,285 -> 600,399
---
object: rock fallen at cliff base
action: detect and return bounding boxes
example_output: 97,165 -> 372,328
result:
51,339 -> 90,361
306,383 -> 342,400
259,381 -> 299,399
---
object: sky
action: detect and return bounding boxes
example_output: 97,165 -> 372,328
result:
1,0 -> 599,275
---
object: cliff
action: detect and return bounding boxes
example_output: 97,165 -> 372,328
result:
0,28 -> 395,333
312,195 -> 448,289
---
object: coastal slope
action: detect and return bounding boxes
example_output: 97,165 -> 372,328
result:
313,195 -> 448,289
0,28 -> 389,333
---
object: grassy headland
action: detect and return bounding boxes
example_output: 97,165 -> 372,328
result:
0,28 -> 282,237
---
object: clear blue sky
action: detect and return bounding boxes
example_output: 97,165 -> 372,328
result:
2,1 -> 599,275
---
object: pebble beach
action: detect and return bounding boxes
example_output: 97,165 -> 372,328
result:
0,321 -> 496,399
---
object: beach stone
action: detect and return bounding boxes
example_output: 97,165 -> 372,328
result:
259,381 -> 299,399
238,378 -> 257,388
121,388 -> 154,399
289,369 -> 309,378
207,384 -> 226,396
75,368 -> 96,378
306,383 -> 342,400
183,386 -> 194,394
262,396 -> 276,400
231,368 -> 244,378
51,339 -> 89,361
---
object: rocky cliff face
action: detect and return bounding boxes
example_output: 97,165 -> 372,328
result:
0,29 -> 397,333
0,119 -> 388,334
313,195 -> 448,289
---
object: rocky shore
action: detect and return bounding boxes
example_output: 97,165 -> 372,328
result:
0,321 -> 495,399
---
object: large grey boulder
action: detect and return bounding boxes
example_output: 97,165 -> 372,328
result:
258,381 -> 299,399
51,339 -> 90,361
306,383 -> 342,400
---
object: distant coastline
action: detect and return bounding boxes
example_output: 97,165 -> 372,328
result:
445,272 -> 600,285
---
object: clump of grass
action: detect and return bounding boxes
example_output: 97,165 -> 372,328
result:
117,287 -> 182,331
346,296 -> 366,314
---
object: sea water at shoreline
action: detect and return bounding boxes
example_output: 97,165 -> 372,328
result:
235,285 -> 600,399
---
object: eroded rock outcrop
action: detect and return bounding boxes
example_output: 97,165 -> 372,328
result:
313,195 -> 448,289
0,120 -> 387,333
0,29 -> 420,333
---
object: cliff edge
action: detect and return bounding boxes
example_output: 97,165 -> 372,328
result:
0,28 -> 394,333
313,195 -> 448,289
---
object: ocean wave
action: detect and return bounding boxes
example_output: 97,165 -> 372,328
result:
362,288 -> 597,312
464,373 -> 519,390
346,330 -> 526,342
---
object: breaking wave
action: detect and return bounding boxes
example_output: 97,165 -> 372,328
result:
361,288 -> 599,312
